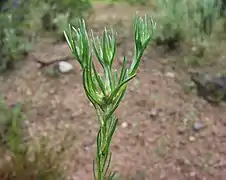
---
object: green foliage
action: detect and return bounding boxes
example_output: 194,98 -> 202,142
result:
0,137 -> 68,180
155,0 -> 221,50
0,98 -> 69,180
0,0 -> 92,73
64,13 -> 156,180
197,0 -> 220,35
0,99 -> 25,153
0,12 -> 30,73
155,0 -> 187,49
23,0 -> 93,38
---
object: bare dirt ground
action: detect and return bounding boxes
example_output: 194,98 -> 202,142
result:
1,2 -> 226,180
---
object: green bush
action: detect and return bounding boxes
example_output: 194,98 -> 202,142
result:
0,99 -> 25,152
0,0 -> 93,73
0,137 -> 69,180
0,98 -> 69,180
0,12 -> 30,73
197,0 -> 220,35
155,0 -> 221,50
22,0 -> 93,39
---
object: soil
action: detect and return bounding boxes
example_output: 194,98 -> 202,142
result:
1,2 -> 226,180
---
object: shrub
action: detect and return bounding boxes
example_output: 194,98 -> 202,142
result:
0,98 -> 69,180
197,0 -> 220,35
22,0 -> 93,40
0,136 -> 69,180
0,99 -> 25,152
155,0 -> 221,50
0,10 -> 30,73
0,0 -> 93,73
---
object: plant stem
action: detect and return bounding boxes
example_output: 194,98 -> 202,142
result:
95,106 -> 117,180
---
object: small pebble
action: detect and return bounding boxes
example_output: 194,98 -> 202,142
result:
150,108 -> 158,118
165,72 -> 175,78
193,122 -> 204,131
121,122 -> 128,128
58,61 -> 73,73
189,136 -> 196,142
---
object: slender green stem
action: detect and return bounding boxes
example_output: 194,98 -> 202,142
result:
95,106 -> 117,180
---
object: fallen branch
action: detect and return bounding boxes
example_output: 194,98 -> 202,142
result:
32,55 -> 72,68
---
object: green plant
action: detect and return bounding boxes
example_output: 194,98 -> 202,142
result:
155,0 -> 220,49
0,12 -> 30,73
0,98 -> 70,180
22,0 -> 93,39
155,0 -> 189,49
0,99 -> 25,152
197,0 -> 221,35
0,136 -> 69,180
42,0 -> 93,33
0,0 -> 93,73
64,13 -> 156,180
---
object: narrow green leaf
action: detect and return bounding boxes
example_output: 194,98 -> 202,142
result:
107,72 -> 136,104
82,76 -> 95,107
64,25 -> 82,67
101,117 -> 118,176
86,69 -> 101,105
104,152 -> 112,177
129,55 -> 141,76
92,33 -> 105,69
64,29 -> 72,51
96,129 -> 102,178
106,117 -> 118,148
83,69 -> 101,107
71,26 -> 85,68
108,171 -> 116,180
93,160 -> 97,180
109,31 -> 116,68
106,87 -> 127,120
103,28 -> 110,66
92,61 -> 107,97
118,56 -> 128,84
113,70 -> 118,88
106,66 -> 113,91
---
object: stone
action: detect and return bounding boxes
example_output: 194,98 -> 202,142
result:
58,61 -> 73,73
150,108 -> 158,118
165,72 -> 175,78
121,122 -> 128,128
189,136 -> 196,142
193,122 -> 204,131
